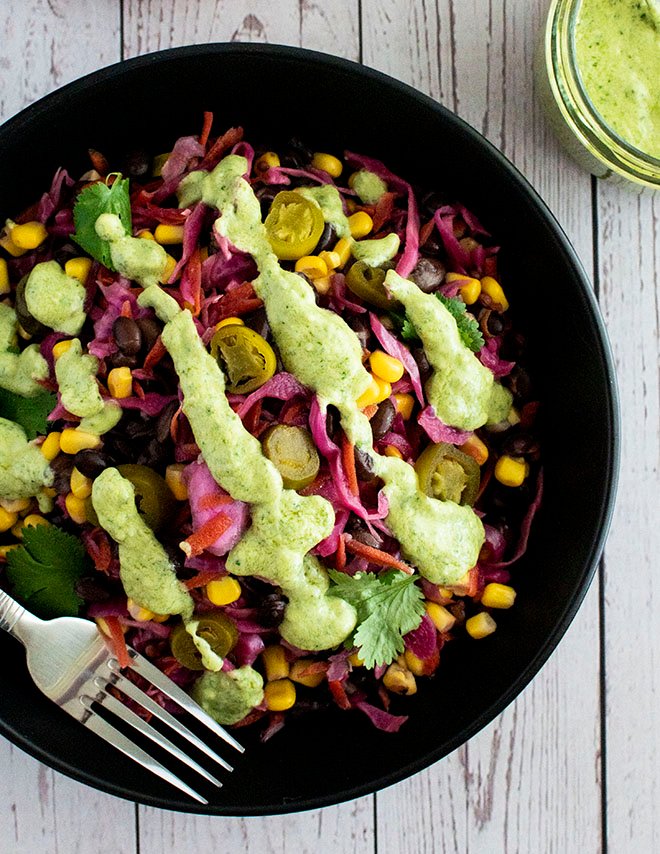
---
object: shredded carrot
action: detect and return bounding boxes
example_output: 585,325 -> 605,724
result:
335,533 -> 347,571
362,404 -> 378,419
169,403 -> 183,443
199,111 -> 214,148
419,218 -> 435,247
200,126 -> 244,171
143,336 -> 167,371
85,528 -> 112,573
345,538 -> 414,574
104,616 -> 131,669
184,248 -> 202,316
183,568 -> 223,590
341,434 -> 359,497
243,399 -> 262,436
197,493 -> 234,512
132,379 -> 145,399
120,299 -> 132,318
328,679 -> 351,710
180,511 -> 232,558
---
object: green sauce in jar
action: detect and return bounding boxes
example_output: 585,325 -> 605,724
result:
574,0 -> 660,159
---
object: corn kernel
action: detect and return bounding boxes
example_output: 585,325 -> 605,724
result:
311,152 -> 343,178
215,317 -> 244,330
64,257 -> 93,284
60,428 -> 102,455
17,323 -> 32,341
138,229 -> 156,241
333,237 -> 352,267
262,645 -> 290,682
165,463 -> 188,500
447,569 -> 477,597
318,250 -> 341,271
311,275 -> 333,295
65,492 -> 87,524
160,254 -> 177,284
393,392 -> 414,421
127,597 -> 159,622
0,507 -> 18,533
70,467 -> 93,499
0,544 -> 20,560
460,434 -> 489,466
289,659 -> 325,688
494,455 -> 528,487
294,255 -> 328,280
445,272 -> 481,305
0,498 -> 30,513
369,350 -> 404,383
0,222 -> 26,257
107,366 -> 133,399
154,224 -> 185,245
52,339 -> 72,360
348,651 -> 364,667
480,276 -> 509,311
23,514 -> 49,529
383,661 -> 417,695
11,519 -> 25,538
152,152 -> 170,177
356,373 -> 392,409
466,612 -> 497,639
206,576 -> 242,607
348,211 -> 373,239
481,583 -> 517,609
404,649 -> 440,677
255,151 -> 280,172
40,431 -> 62,462
264,678 -> 296,712
11,221 -> 48,250
384,445 -> 403,459
0,258 -> 9,294
425,601 -> 456,633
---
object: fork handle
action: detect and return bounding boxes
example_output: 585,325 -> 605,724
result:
0,589 -> 30,640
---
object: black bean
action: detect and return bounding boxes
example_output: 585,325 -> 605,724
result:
73,449 -> 112,479
113,316 -> 142,355
109,350 -> 138,369
122,149 -> 150,180
326,405 -> 340,438
261,593 -> 286,627
354,447 -> 377,482
409,257 -> 446,292
49,455 -> 74,494
371,399 -> 395,441
346,315 -> 371,349
485,312 -> 505,336
421,190 -> 450,217
501,431 -> 540,458
314,223 -> 336,255
136,317 -> 161,354
448,600 -> 466,627
156,400 -> 179,444
507,366 -> 532,400
420,234 -> 443,257
244,307 -> 269,339
74,577 -> 111,602
412,346 -> 432,382
499,331 -> 526,361
347,518 -> 383,549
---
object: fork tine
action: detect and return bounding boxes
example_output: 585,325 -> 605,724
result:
81,699 -> 208,804
125,650 -> 244,752
99,671 -> 233,772
96,690 -> 223,787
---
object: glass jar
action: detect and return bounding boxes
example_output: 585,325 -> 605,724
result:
535,0 -> 660,190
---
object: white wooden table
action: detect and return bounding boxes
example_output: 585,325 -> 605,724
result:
0,2 -> 657,852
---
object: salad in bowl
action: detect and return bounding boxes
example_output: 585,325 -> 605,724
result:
0,113 -> 542,738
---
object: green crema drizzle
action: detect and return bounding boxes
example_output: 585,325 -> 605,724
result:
177,155 -> 487,585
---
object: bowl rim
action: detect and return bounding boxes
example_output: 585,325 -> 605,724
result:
0,41 -> 620,815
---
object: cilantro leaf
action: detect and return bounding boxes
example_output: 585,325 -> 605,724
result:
72,175 -> 131,269
389,309 -> 420,342
436,294 -> 484,352
6,524 -> 90,618
328,569 -> 425,668
0,387 -> 56,440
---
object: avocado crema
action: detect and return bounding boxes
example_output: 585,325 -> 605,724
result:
0,417 -> 53,501
0,303 -> 48,397
24,260 -> 86,335
178,154 -> 486,585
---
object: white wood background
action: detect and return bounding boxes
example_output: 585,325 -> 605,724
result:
0,1 -> 657,852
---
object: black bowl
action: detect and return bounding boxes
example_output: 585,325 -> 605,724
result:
0,44 -> 619,815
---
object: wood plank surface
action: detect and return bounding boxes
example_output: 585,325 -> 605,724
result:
0,0 -> 656,852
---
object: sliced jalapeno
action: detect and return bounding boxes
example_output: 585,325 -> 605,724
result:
261,424 -> 320,490
210,324 -> 277,394
170,613 -> 239,671
345,261 -> 399,309
116,464 -> 175,531
415,442 -> 480,506
264,191 -> 325,260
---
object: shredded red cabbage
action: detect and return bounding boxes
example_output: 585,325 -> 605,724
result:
184,460 -> 249,556
369,312 -> 424,405
161,135 -> 205,184
418,406 -> 471,444
486,468 -> 544,569
352,700 -> 408,733
236,372 -> 309,420
403,612 -> 437,659
478,337 -> 515,377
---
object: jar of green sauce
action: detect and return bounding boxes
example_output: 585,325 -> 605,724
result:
536,0 -> 660,189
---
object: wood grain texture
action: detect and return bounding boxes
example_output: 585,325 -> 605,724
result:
598,186 -> 660,853
362,2 -> 602,852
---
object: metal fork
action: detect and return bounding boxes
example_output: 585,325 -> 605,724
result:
0,590 -> 243,804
